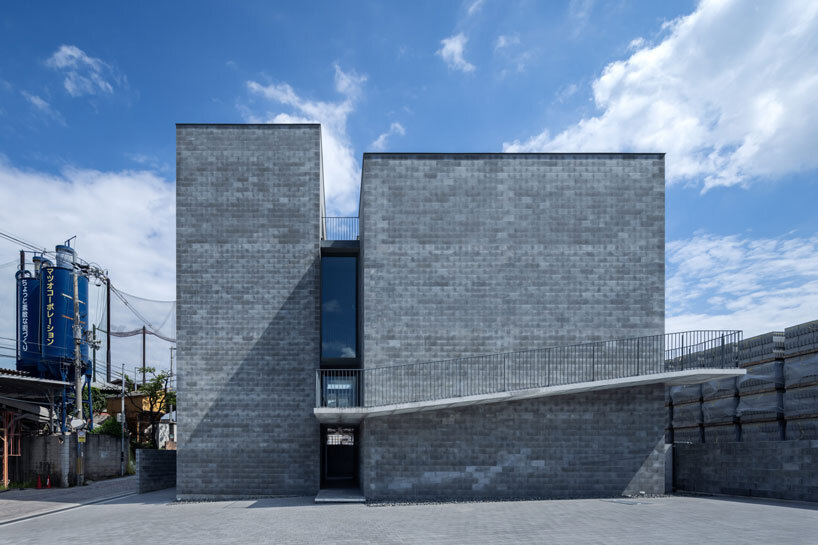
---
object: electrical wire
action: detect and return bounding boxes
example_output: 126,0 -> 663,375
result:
0,230 -> 48,253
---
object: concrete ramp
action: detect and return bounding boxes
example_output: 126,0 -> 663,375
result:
315,368 -> 745,424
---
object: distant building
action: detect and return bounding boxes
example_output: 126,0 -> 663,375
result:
158,411 -> 176,450
175,124 -> 740,500
106,391 -> 168,444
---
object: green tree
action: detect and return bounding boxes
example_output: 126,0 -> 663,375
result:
124,367 -> 175,449
81,385 -> 108,416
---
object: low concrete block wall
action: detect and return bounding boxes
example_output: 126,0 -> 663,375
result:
136,449 -> 177,493
674,440 -> 818,502
10,434 -> 121,486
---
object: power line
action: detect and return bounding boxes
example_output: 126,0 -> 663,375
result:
0,230 -> 49,254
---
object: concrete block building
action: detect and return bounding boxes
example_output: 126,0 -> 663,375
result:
176,124 -> 742,500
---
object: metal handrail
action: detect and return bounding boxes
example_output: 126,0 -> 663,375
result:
316,330 -> 742,409
322,217 -> 358,241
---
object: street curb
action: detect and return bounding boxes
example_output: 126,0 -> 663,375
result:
0,491 -> 138,526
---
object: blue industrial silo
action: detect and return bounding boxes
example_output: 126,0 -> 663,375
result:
38,245 -> 91,381
15,245 -> 95,431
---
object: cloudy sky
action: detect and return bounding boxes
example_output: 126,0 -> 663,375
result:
1,0 -> 817,372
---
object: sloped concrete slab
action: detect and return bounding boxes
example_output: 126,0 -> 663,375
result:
314,368 -> 746,424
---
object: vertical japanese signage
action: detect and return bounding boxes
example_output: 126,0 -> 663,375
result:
20,279 -> 30,352
45,267 -> 55,348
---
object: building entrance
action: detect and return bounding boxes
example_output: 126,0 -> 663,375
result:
321,426 -> 358,488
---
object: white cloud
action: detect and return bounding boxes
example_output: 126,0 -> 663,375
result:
504,0 -> 818,191
555,83 -> 579,103
666,232 -> 818,337
568,0 -> 595,36
437,33 -> 476,73
494,35 -> 533,76
627,37 -> 645,51
244,64 -> 365,216
46,45 -> 123,97
0,158 -> 176,373
467,0 -> 485,17
21,91 -> 65,125
125,152 -> 171,174
495,35 -> 520,50
370,122 -> 406,151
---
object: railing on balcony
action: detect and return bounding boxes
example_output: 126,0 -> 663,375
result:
316,330 -> 742,409
322,217 -> 359,241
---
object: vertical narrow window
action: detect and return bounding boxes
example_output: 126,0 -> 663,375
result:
321,256 -> 357,359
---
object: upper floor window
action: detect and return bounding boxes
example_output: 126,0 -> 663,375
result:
321,256 -> 357,359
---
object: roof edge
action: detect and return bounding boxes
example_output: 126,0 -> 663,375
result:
176,123 -> 321,128
363,152 -> 665,158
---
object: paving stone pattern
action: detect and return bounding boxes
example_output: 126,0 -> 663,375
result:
8,486 -> 818,545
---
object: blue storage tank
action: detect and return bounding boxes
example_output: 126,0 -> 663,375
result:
38,245 -> 91,380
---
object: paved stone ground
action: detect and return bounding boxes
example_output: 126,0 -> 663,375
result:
2,489 -> 818,544
0,476 -> 136,524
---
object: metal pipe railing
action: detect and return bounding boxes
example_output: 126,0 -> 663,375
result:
316,330 -> 742,409
322,217 -> 358,241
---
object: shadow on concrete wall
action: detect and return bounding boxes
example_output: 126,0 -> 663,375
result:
179,262 -> 320,497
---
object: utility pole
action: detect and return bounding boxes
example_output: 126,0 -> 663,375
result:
72,252 -> 84,486
106,278 -> 111,383
120,363 -> 125,476
169,346 -> 175,388
92,324 -> 97,383
142,325 -> 146,387
169,346 -> 176,418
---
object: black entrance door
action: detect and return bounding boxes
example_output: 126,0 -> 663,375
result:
321,426 -> 358,488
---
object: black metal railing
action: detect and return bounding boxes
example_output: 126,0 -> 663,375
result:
317,368 -> 362,408
316,330 -> 742,409
322,217 -> 358,241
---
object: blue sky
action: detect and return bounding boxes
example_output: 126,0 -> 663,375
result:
1,0 -> 818,371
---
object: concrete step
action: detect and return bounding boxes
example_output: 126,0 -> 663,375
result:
315,488 -> 365,504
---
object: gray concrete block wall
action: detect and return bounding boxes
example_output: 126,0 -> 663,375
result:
12,434 -> 120,485
672,324 -> 818,502
360,154 -> 665,372
176,124 -> 322,498
137,449 -> 177,493
361,385 -> 666,501
674,440 -> 818,502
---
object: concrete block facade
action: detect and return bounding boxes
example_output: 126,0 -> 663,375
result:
176,124 -> 322,498
176,128 -> 669,500
137,449 -> 177,493
358,153 -> 667,498
361,385 -> 667,500
360,153 -> 665,371
671,321 -> 818,500
674,440 -> 818,502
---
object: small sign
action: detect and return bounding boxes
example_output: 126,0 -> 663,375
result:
78,430 -> 86,443
116,413 -> 124,423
